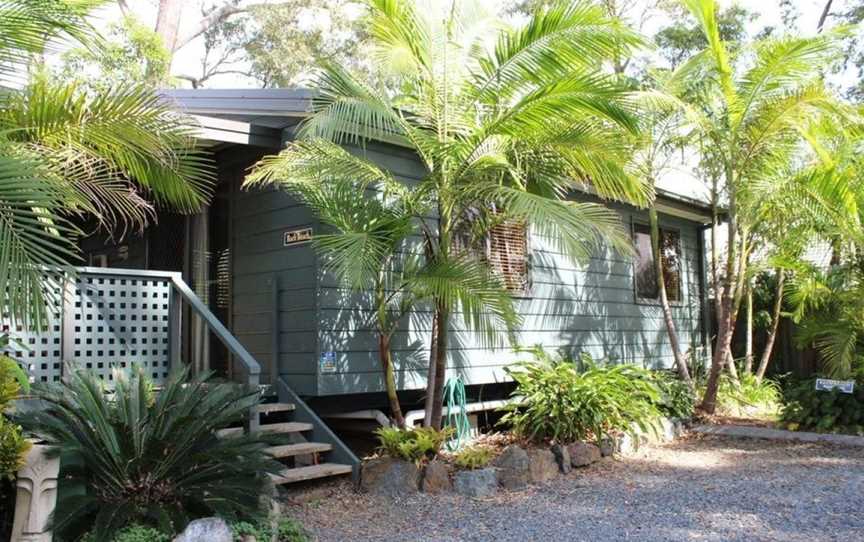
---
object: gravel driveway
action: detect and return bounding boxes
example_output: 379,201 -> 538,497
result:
285,434 -> 864,542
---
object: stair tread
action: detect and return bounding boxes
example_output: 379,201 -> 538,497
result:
217,422 -> 314,438
256,402 -> 296,414
271,463 -> 353,484
266,442 -> 332,458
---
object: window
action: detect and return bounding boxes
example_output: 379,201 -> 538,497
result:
453,212 -> 530,294
633,223 -> 682,302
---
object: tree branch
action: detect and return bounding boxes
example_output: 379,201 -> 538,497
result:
173,3 -> 248,52
817,0 -> 834,33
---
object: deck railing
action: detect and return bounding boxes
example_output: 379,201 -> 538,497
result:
1,267 -> 261,403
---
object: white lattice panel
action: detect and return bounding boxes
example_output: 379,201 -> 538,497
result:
1,276 -> 64,383
72,274 -> 173,384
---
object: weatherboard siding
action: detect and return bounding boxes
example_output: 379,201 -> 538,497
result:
220,140 -> 705,398
314,202 -> 705,396
224,145 -> 321,393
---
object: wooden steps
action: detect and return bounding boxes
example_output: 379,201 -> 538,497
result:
271,463 -> 353,485
266,442 -> 332,458
217,398 -> 354,485
256,402 -> 295,415
217,422 -> 313,439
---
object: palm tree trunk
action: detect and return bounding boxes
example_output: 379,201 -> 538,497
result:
744,286 -> 754,374
700,177 -> 738,414
649,206 -> 692,385
756,271 -> 785,382
379,333 -> 405,428
428,302 -> 449,430
423,308 -> 439,427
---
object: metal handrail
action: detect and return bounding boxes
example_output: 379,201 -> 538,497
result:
74,267 -> 261,382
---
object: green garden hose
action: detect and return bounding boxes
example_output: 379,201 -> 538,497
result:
443,376 -> 471,451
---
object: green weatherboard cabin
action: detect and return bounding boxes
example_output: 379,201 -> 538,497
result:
7,88 -> 713,480
85,88 -> 713,404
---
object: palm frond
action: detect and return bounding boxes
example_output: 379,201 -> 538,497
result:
472,1 -> 643,104
0,78 -> 213,215
0,0 -> 100,83
488,185 -> 634,262
406,253 -> 520,348
0,152 -> 78,329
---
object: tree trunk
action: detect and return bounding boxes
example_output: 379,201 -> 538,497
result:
700,182 -> 738,414
427,302 -> 449,430
756,271 -> 785,382
744,286 -> 754,374
649,206 -> 692,385
726,349 -> 740,384
152,0 -> 183,78
423,306 -> 439,427
378,334 -> 405,428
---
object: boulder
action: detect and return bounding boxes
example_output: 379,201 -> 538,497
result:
527,448 -> 558,483
361,457 -> 420,497
599,438 -> 616,457
550,444 -> 571,474
421,460 -> 452,493
453,468 -> 498,498
174,518 -> 232,542
568,442 -> 601,467
616,433 -> 639,455
493,445 -> 530,490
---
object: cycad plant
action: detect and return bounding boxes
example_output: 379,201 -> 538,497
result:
247,0 -> 650,428
16,367 -> 283,541
671,0 -> 850,412
0,0 -> 212,329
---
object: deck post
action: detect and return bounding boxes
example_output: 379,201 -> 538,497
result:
168,286 -> 182,373
271,274 -> 280,386
59,273 -> 76,380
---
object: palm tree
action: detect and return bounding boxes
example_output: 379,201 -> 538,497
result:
0,0 -> 212,328
247,0 -> 650,428
673,0 -> 849,412
248,141 -> 518,427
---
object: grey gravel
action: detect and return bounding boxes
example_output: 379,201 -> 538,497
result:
288,435 -> 864,542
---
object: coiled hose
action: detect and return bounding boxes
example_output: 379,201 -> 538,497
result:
443,376 -> 471,451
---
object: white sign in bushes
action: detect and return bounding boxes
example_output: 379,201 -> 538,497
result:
814,378 -> 855,394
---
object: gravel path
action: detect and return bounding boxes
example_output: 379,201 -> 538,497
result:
284,434 -> 864,542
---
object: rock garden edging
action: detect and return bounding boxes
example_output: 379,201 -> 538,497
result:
361,416 -> 689,498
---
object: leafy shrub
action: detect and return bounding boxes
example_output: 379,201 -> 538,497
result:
452,445 -> 495,470
651,371 -> 695,419
708,373 -> 782,417
374,426 -> 451,464
780,379 -> 864,434
0,355 -> 30,480
499,352 -> 662,443
232,518 -> 309,542
113,525 -> 172,542
16,367 -> 284,542
0,355 -> 30,542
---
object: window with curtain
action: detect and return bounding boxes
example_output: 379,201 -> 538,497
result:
452,210 -> 530,294
633,223 -> 682,302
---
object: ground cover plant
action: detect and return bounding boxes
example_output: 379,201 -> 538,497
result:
16,367 -> 283,542
702,373 -> 782,419
374,426 -> 452,465
781,378 -> 864,434
451,445 -> 495,470
232,518 -> 310,542
499,350 -> 664,444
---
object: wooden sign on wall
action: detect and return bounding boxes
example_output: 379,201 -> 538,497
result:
283,227 -> 313,247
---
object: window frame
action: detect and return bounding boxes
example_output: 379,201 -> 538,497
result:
452,214 -> 533,298
631,219 -> 685,306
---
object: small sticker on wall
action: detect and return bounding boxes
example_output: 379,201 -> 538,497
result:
319,351 -> 337,373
